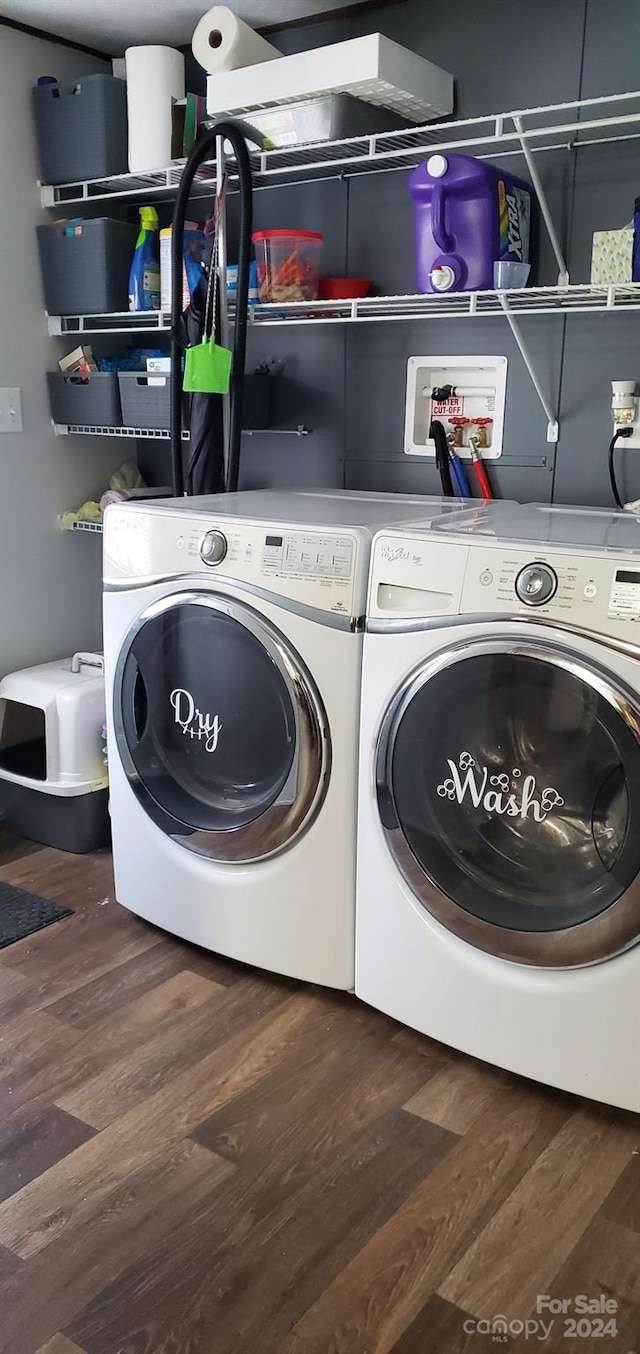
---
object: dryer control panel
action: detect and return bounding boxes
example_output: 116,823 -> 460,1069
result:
103,508 -> 362,620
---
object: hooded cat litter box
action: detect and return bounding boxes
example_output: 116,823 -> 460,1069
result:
0,653 -> 110,853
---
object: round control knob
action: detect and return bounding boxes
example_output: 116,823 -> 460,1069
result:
515,561 -> 557,607
200,529 -> 227,566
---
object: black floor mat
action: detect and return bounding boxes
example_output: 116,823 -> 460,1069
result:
0,882 -> 73,949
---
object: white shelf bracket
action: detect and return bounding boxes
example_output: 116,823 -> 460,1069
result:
499,294 -> 559,443
513,114 -> 569,287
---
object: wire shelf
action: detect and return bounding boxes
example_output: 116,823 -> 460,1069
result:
55,423 -> 188,439
250,283 -> 640,324
54,423 -> 311,438
47,311 -> 171,336
40,89 -> 640,206
65,519 -> 103,533
49,285 -> 640,335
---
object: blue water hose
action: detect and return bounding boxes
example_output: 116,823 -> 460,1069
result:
449,449 -> 472,497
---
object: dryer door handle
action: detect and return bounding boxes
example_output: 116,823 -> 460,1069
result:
121,658 -> 149,750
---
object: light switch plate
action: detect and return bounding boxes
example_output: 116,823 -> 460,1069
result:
0,388 -> 23,433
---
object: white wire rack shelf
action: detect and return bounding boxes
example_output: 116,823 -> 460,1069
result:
64,519 -> 103,533
47,285 -> 640,336
40,90 -> 640,206
53,423 -> 311,438
55,423 -> 188,439
48,311 -> 172,336
248,283 -> 640,324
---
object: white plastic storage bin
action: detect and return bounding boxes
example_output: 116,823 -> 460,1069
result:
0,653 -> 110,853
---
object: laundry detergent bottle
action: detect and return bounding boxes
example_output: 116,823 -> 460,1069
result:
408,153 -> 531,293
129,206 -> 161,311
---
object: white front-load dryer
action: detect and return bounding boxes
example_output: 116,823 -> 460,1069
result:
103,489 -> 472,989
356,504 -> 640,1108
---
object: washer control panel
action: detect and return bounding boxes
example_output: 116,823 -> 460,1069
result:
462,546 -> 640,636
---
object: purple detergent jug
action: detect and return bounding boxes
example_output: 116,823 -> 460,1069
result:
409,153 -> 532,293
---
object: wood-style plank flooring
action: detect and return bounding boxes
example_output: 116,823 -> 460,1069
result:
0,829 -> 638,1353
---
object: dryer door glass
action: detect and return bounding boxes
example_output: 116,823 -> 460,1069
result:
115,593 -> 328,863
380,644 -> 640,963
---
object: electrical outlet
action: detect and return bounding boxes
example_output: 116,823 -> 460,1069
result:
0,388 -> 23,433
621,407 -> 640,450
611,380 -> 640,448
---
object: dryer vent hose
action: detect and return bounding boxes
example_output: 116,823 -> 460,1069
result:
170,119 -> 267,497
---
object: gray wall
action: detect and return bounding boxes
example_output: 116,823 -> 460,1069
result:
238,0 -> 640,506
0,26 -> 117,678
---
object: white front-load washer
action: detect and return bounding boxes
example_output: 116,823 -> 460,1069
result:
356,503 -> 640,1109
103,489 -> 472,989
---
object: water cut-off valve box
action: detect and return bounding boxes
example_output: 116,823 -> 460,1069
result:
404,355 -> 507,459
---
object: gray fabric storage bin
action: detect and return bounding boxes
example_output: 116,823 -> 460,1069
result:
47,371 -> 122,427
118,371 -> 271,432
118,372 -> 171,429
37,219 -> 138,315
32,75 -> 127,185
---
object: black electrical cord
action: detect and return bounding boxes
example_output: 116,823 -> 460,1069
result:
170,118 -> 266,498
609,427 -> 633,510
430,418 -> 454,497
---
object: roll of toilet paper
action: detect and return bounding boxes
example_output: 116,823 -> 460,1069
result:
192,6 -> 278,75
125,45 -> 185,173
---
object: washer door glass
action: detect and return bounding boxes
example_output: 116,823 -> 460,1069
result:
115,592 -> 328,862
379,643 -> 640,964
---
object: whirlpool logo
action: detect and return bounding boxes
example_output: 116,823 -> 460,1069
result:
170,688 -> 222,753
379,544 -> 410,563
437,751 -> 564,821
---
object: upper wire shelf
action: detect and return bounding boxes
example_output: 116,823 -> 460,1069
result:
40,89 -> 640,207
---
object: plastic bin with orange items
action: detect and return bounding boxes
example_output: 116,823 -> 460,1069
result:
252,230 -> 323,303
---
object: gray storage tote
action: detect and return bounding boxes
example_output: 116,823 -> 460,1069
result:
32,75 -> 128,185
47,372 -> 122,427
118,372 -> 171,429
37,219 -> 138,315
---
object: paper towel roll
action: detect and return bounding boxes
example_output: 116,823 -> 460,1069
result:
125,46 -> 185,173
192,6 -> 278,75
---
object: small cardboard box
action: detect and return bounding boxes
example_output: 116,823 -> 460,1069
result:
590,228 -> 634,285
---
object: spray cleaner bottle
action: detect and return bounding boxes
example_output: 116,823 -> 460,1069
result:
129,206 -> 161,311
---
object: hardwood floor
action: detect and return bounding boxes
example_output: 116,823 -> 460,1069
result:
0,828 -> 638,1354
